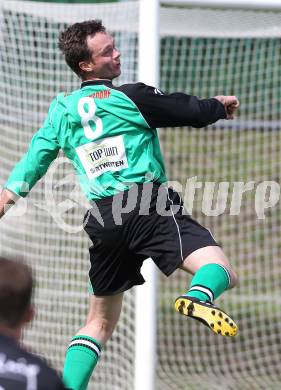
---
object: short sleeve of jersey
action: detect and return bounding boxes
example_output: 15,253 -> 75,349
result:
5,98 -> 61,197
118,82 -> 227,128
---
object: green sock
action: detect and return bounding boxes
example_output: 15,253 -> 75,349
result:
185,263 -> 231,303
63,335 -> 102,390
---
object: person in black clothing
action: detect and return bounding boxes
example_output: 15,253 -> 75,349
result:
0,257 -> 65,390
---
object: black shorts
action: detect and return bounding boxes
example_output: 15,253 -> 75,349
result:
84,182 -> 218,296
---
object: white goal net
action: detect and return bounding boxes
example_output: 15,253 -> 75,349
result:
0,1 -> 281,389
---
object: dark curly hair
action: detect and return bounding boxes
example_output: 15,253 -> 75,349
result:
58,20 -> 106,78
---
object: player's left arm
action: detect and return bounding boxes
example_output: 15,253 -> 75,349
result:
120,83 -> 239,128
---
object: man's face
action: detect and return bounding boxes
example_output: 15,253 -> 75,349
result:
80,32 -> 121,80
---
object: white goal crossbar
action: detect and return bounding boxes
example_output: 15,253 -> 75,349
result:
161,0 -> 281,10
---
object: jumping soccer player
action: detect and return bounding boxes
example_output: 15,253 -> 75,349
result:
0,20 -> 239,390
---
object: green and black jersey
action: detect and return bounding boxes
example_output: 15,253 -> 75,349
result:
5,80 -> 226,200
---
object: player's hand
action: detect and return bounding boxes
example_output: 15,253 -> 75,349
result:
0,188 -> 17,219
214,95 -> 240,120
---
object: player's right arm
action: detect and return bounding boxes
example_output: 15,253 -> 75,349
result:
0,98 -> 61,218
0,188 -> 17,218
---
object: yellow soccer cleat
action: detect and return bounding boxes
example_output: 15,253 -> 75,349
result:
175,296 -> 238,337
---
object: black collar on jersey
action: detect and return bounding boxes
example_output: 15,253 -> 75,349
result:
81,79 -> 113,88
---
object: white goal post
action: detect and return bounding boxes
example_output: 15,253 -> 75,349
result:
1,1 -> 281,390
135,2 -> 159,390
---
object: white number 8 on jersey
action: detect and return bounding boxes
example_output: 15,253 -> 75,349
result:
78,97 -> 103,140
